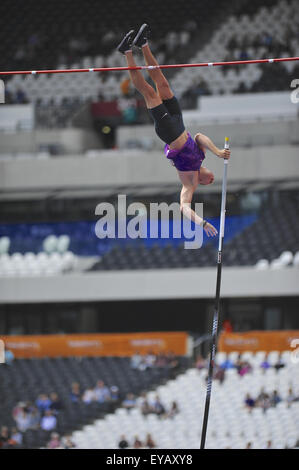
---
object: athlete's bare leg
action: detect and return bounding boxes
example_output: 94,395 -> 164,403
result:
141,43 -> 174,101
124,50 -> 162,109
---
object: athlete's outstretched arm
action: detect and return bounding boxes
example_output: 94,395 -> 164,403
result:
180,185 -> 218,237
195,133 -> 230,159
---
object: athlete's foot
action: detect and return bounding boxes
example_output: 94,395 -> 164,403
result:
117,29 -> 135,54
133,23 -> 150,48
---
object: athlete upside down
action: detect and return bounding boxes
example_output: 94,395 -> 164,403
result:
117,24 -> 231,237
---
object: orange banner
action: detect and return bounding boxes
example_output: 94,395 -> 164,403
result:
0,331 -> 188,358
218,330 -> 299,353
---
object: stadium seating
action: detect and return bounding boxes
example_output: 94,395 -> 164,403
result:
90,189 -> 299,270
70,351 -> 299,449
0,355 -> 190,448
1,0 -> 219,107
172,0 -> 299,99
2,0 -> 297,112
0,251 -> 77,277
1,189 -> 299,273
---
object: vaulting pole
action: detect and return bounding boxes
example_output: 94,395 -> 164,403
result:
200,137 -> 230,449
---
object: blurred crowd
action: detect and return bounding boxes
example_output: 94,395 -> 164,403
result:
195,352 -> 299,416
244,387 -> 299,413
12,392 -> 63,434
121,391 -> 179,420
225,30 -> 295,64
5,380 -> 119,448
130,350 -> 180,374
0,424 -> 75,450
118,432 -> 156,449
72,380 -> 120,412
4,88 -> 29,105
195,352 -> 289,385
2,350 -> 182,449
0,426 -> 23,449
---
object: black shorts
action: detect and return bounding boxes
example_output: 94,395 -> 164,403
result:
148,96 -> 185,145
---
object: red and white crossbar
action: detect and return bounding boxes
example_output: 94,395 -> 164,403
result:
0,56 -> 299,76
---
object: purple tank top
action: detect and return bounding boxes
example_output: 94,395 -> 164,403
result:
164,133 -> 205,171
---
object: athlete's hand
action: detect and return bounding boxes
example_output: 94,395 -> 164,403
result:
204,222 -> 218,237
218,148 -> 230,159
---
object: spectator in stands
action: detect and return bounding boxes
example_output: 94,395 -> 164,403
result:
244,393 -> 255,412
286,387 -> 296,407
118,98 -> 137,124
239,49 -> 249,61
255,387 -> 265,402
135,355 -> 152,371
238,360 -> 252,377
131,351 -> 143,369
70,382 -> 81,403
141,398 -> 153,417
145,433 -> 156,448
223,319 -> 233,332
220,357 -> 235,370
274,354 -> 285,372
133,435 -> 143,449
49,392 -> 63,413
214,364 -> 225,384
165,31 -> 179,55
235,355 -> 243,373
270,390 -> 282,407
260,355 -> 271,372
82,388 -> 96,404
36,393 -> 52,414
15,88 -> 28,104
12,402 -> 24,423
9,427 -> 23,447
145,350 -> 157,368
4,349 -> 14,365
110,386 -> 120,403
40,410 -> 57,431
151,395 -> 166,417
118,434 -> 129,449
165,351 -> 179,372
261,32 -> 273,49
29,406 -> 41,430
256,388 -> 271,413
47,432 -> 61,449
94,380 -> 111,404
62,435 -> 76,449
195,355 -> 207,370
155,352 -> 168,369
0,426 -> 10,449
181,78 -> 205,108
120,78 -> 131,96
166,401 -> 179,419
236,82 -> 247,94
264,440 -> 272,449
122,393 -> 137,411
12,402 -> 34,432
